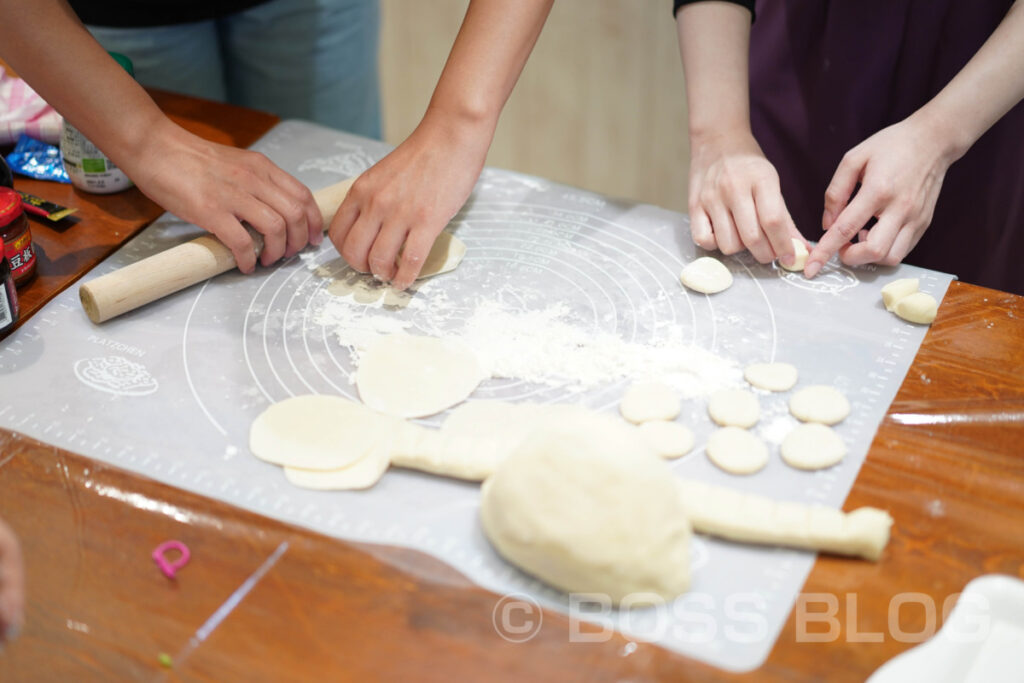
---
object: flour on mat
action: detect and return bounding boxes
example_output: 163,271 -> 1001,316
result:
311,263 -> 738,396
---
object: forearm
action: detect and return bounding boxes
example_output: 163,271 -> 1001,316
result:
676,1 -> 753,142
424,0 -> 554,132
915,0 -> 1024,162
0,0 -> 169,169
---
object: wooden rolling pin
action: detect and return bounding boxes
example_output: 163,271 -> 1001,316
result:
79,177 -> 356,324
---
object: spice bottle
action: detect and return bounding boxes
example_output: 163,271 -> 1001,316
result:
60,52 -> 135,194
0,187 -> 37,287
0,237 -> 19,337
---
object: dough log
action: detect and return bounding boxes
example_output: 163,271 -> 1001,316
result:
677,478 -> 892,561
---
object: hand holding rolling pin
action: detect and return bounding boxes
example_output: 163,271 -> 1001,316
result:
0,517 -> 24,646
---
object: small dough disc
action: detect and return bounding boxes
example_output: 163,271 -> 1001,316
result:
707,388 -> 760,428
780,238 -> 809,272
789,385 -> 851,425
415,231 -> 466,279
881,278 -> 919,312
357,334 -> 484,418
480,414 -> 691,605
619,382 -> 681,424
894,291 -> 938,325
679,257 -> 733,294
780,423 -> 846,471
638,421 -> 695,459
284,442 -> 392,490
743,362 -> 799,392
250,395 -> 389,470
705,427 -> 769,475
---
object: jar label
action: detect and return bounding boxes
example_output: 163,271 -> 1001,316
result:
3,229 -> 35,279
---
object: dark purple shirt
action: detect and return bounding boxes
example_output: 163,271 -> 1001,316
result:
677,0 -> 1024,294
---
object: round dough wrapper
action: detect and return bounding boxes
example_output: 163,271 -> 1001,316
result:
789,385 -> 851,425
619,382 -> 681,424
705,427 -> 770,475
414,231 -> 466,279
780,238 -> 809,272
284,442 -> 392,490
707,388 -> 760,428
743,362 -> 798,392
638,421 -> 695,459
480,415 -> 691,605
250,395 -> 390,470
679,257 -> 733,294
357,334 -> 484,418
780,423 -> 846,471
894,291 -> 938,325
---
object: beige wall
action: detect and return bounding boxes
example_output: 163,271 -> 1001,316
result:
380,0 -> 691,212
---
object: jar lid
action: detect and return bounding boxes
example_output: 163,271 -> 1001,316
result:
0,187 -> 23,229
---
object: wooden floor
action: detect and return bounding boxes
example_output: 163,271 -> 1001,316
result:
380,0 -> 692,213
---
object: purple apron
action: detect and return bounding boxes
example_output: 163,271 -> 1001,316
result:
749,0 -> 1024,293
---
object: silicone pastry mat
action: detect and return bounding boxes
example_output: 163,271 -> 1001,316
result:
0,121 -> 953,672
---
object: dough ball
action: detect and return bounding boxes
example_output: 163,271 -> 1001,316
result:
881,278 -> 919,312
679,256 -> 733,294
356,334 -> 484,418
619,381 -> 681,424
479,415 -> 691,605
789,385 -> 851,425
638,421 -> 695,459
780,423 -> 846,471
894,292 -> 938,325
743,362 -> 799,392
705,427 -> 770,475
707,388 -> 760,428
250,395 -> 390,470
284,443 -> 391,490
779,238 -> 809,272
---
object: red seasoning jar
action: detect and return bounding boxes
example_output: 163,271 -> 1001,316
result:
0,187 -> 36,287
0,237 -> 18,337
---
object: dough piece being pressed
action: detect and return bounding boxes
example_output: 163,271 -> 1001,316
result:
743,362 -> 798,392
480,415 -> 692,605
413,231 -> 466,279
676,479 -> 893,561
779,238 -> 809,272
284,442 -> 392,490
881,278 -> 919,312
638,421 -> 695,459
789,385 -> 851,425
356,334 -> 484,418
780,423 -> 846,471
894,292 -> 938,325
619,381 -> 681,424
705,427 -> 769,475
707,388 -> 760,428
250,395 -> 390,470
679,256 -> 733,294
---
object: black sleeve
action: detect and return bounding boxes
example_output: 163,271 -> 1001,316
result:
673,0 -> 755,22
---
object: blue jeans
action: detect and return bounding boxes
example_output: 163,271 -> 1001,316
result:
87,0 -> 381,139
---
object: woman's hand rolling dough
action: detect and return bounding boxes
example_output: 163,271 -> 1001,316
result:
0,517 -> 24,645
328,109 -> 490,290
807,115 -> 954,278
688,128 -> 805,266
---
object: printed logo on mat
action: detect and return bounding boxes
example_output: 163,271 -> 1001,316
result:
776,261 -> 859,294
297,141 -> 376,177
73,355 -> 159,396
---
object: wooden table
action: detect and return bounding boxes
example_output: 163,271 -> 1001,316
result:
1,91 -> 1022,682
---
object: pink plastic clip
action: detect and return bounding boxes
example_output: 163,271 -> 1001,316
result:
152,540 -> 191,580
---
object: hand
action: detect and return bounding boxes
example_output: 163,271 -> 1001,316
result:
688,129 -> 805,265
0,517 -> 24,645
125,120 -> 323,273
328,109 -> 491,290
807,115 -> 955,278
